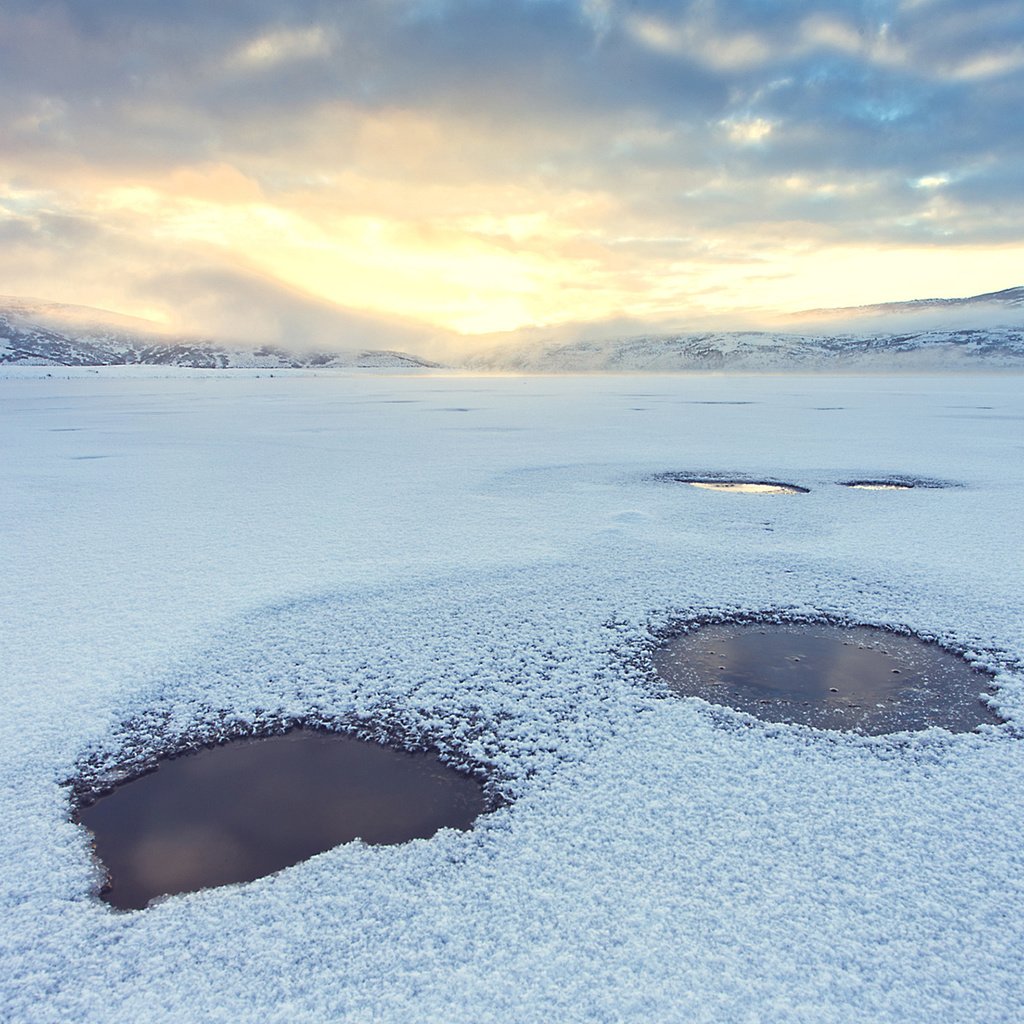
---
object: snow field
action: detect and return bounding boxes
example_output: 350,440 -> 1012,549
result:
1,369 -> 1022,1022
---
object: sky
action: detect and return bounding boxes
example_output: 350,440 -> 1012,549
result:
1,0 -> 1023,346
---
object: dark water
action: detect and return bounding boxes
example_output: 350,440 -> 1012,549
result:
840,478 -> 951,490
653,623 -> 1001,735
841,480 -> 914,490
76,729 -> 487,911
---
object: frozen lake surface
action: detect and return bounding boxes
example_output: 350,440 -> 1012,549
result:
2,368 -> 1023,1022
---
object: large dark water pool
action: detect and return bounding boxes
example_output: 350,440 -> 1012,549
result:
653,622 -> 1001,735
76,728 -> 487,911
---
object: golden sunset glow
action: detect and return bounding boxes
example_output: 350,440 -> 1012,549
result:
1,1 -> 1021,349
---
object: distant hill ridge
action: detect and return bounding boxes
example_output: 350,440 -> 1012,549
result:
468,286 -> 1024,371
2,287 -> 1023,371
0,297 -> 441,369
792,285 -> 1024,319
467,325 -> 1024,372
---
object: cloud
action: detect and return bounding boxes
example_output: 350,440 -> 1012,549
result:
720,116 -> 776,144
225,26 -> 334,71
0,0 -> 1021,337
139,265 -> 448,353
625,12 -> 772,70
0,192 -> 450,352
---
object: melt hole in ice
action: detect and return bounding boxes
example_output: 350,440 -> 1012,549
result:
842,480 -> 915,490
688,482 -> 806,494
672,478 -> 808,495
652,622 -> 1002,735
74,727 -> 488,911
654,472 -> 809,494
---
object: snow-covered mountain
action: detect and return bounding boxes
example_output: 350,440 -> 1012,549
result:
3,287 -> 1024,371
791,285 -> 1024,321
466,287 -> 1024,371
0,297 -> 442,369
465,325 -> 1024,372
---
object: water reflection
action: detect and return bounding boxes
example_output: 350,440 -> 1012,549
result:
688,482 -> 804,494
653,623 -> 1000,735
76,729 -> 487,911
656,473 -> 809,493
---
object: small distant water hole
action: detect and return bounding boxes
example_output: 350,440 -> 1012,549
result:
839,477 -> 953,490
653,621 -> 1002,735
843,482 -> 913,490
655,473 -> 808,494
686,481 -> 806,494
74,727 -> 488,911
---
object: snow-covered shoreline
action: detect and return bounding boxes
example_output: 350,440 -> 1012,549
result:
2,371 -> 1022,1022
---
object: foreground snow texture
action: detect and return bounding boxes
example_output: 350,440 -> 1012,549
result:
2,369 -> 1023,1023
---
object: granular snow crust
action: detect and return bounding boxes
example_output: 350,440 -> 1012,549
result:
1,367 -> 1022,1023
